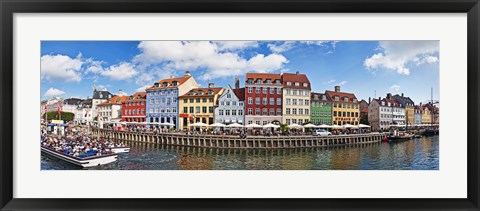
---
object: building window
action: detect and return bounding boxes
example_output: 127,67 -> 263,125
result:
286,89 -> 291,95
226,110 -> 230,115
189,107 -> 194,113
196,98 -> 200,103
277,108 -> 281,115
232,110 -> 237,116
239,110 -> 243,115
202,98 -> 207,103
293,99 -> 297,105
292,108 -> 297,115
190,98 -> 194,103
195,106 -> 200,113
255,97 -> 260,105
255,108 -> 260,115
262,88 -> 267,94
262,121 -> 268,125
255,87 -> 260,94
287,82 -> 291,86
256,121 -> 261,125
299,99 -> 303,105
277,98 -> 282,105
248,108 -> 252,115
303,83 -> 308,87
286,108 -> 291,115
295,82 -> 299,86
209,106 -> 214,113
209,98 -> 214,102
299,109 -> 303,115
248,87 -> 253,93
263,98 -> 267,105
248,97 -> 253,104
183,107 -> 188,113
286,98 -> 291,105
277,88 -> 282,94
305,100 -> 309,106
286,119 -> 291,125
202,106 -> 207,113
299,90 -> 303,96
270,88 -> 274,94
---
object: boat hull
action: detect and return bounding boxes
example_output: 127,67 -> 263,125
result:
41,147 -> 117,168
110,147 -> 130,153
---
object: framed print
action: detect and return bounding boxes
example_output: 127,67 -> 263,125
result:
1,0 -> 479,210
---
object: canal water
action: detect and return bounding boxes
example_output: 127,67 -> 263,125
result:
41,135 -> 439,170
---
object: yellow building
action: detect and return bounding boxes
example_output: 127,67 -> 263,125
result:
282,72 -> 311,125
179,84 -> 224,129
421,106 -> 432,124
325,86 -> 360,125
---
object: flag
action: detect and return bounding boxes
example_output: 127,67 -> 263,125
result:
57,101 -> 62,117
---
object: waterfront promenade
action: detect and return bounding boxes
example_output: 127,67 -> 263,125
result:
91,129 -> 386,149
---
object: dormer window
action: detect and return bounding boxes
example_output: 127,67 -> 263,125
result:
154,83 -> 159,88
353,99 -> 357,103
256,79 -> 262,84
275,80 -> 281,84
266,79 -> 271,84
382,101 -> 385,106
99,94 -> 103,98
190,90 -> 195,95
163,82 -> 168,87
388,102 -> 391,106
303,83 -> 308,87
334,96 -> 339,101
287,82 -> 292,86
208,90 -> 213,95
295,82 -> 299,86
314,95 -> 318,100
172,81 -> 178,86
198,90 -> 204,95
322,95 -> 326,100
344,97 -> 348,102
247,78 -> 253,84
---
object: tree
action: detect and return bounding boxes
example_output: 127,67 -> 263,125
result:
43,111 -> 75,122
360,114 -> 369,125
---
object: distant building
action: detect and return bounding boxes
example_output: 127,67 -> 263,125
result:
244,73 -> 283,126
178,85 -> 224,129
425,102 -> 439,124
145,71 -> 199,128
74,98 -> 92,124
414,105 -> 423,125
214,82 -> 245,125
97,95 -> 130,122
359,99 -> 369,124
385,94 -> 405,126
310,92 -> 332,125
368,98 -> 392,131
392,93 -> 415,126
92,88 -> 113,119
122,92 -> 146,122
282,72 -> 311,125
325,86 -> 359,126
421,105 -> 432,124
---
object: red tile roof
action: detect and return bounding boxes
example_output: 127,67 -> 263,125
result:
325,90 -> 357,103
125,92 -> 146,103
146,76 -> 191,91
281,73 -> 311,90
384,98 -> 400,107
97,95 -> 130,106
245,73 -> 282,83
180,88 -> 223,97
233,88 -> 245,101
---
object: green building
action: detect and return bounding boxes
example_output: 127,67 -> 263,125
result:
310,92 -> 333,125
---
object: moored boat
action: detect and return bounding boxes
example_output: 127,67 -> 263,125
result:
388,130 -> 414,142
110,147 -> 130,153
41,146 -> 118,168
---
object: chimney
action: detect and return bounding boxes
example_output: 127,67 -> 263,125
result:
334,86 -> 340,92
208,83 -> 215,88
296,71 -> 300,75
378,97 -> 381,100
184,71 -> 191,77
235,77 -> 240,89
170,75 -> 174,79
387,93 -> 392,99
401,93 -> 404,97
368,97 -> 371,104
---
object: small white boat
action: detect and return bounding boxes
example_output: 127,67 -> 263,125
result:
110,147 -> 130,153
41,147 -> 118,168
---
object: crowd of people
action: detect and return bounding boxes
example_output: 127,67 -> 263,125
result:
41,129 -> 127,158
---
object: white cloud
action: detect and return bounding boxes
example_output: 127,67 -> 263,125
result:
213,41 -> 258,51
44,88 -> 66,97
134,41 -> 288,80
136,85 -> 150,92
100,62 -> 138,80
324,79 -> 336,84
364,41 -> 439,75
336,81 -> 347,86
41,54 -> 83,82
267,41 -> 330,53
390,84 -> 401,91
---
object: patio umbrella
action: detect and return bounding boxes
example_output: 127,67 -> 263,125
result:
303,123 -> 317,128
209,122 -> 226,127
190,122 -> 208,127
226,123 -> 244,128
245,123 -> 262,128
332,124 -> 343,129
343,124 -> 355,128
318,124 -> 332,128
358,124 -> 371,128
287,123 -> 303,129
263,123 -> 280,128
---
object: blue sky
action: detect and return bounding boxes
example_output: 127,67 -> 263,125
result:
41,41 -> 439,104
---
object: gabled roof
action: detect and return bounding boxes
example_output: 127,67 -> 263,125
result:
146,76 -> 192,91
281,73 -> 311,90
233,88 -> 245,101
325,90 -> 357,103
63,98 -> 82,105
93,90 -> 113,99
97,95 -> 130,106
384,98 -> 401,107
180,88 -> 223,97
311,92 -> 331,102
245,73 -> 282,83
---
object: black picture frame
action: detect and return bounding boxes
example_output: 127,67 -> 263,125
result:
1,0 -> 479,210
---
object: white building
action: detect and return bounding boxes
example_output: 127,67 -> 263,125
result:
91,88 -> 113,119
74,98 -> 93,124
97,95 -> 130,122
214,84 -> 245,125
368,98 -> 392,131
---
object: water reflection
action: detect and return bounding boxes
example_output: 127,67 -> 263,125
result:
41,136 -> 439,170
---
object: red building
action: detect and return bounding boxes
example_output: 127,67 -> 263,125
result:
244,73 -> 283,126
122,92 -> 147,122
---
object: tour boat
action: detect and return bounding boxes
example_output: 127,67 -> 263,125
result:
388,130 -> 414,141
41,147 -> 118,168
110,147 -> 130,153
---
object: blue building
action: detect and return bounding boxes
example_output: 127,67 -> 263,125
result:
145,71 -> 198,128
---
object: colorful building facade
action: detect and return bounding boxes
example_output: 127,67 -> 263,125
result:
121,92 -> 146,122
392,93 -> 415,126
145,71 -> 199,128
214,85 -> 245,125
325,86 -> 359,126
282,72 -> 311,125
244,73 -> 283,126
368,98 -> 393,131
310,92 -> 332,125
414,106 -> 423,125
97,95 -> 130,122
179,85 -> 224,129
